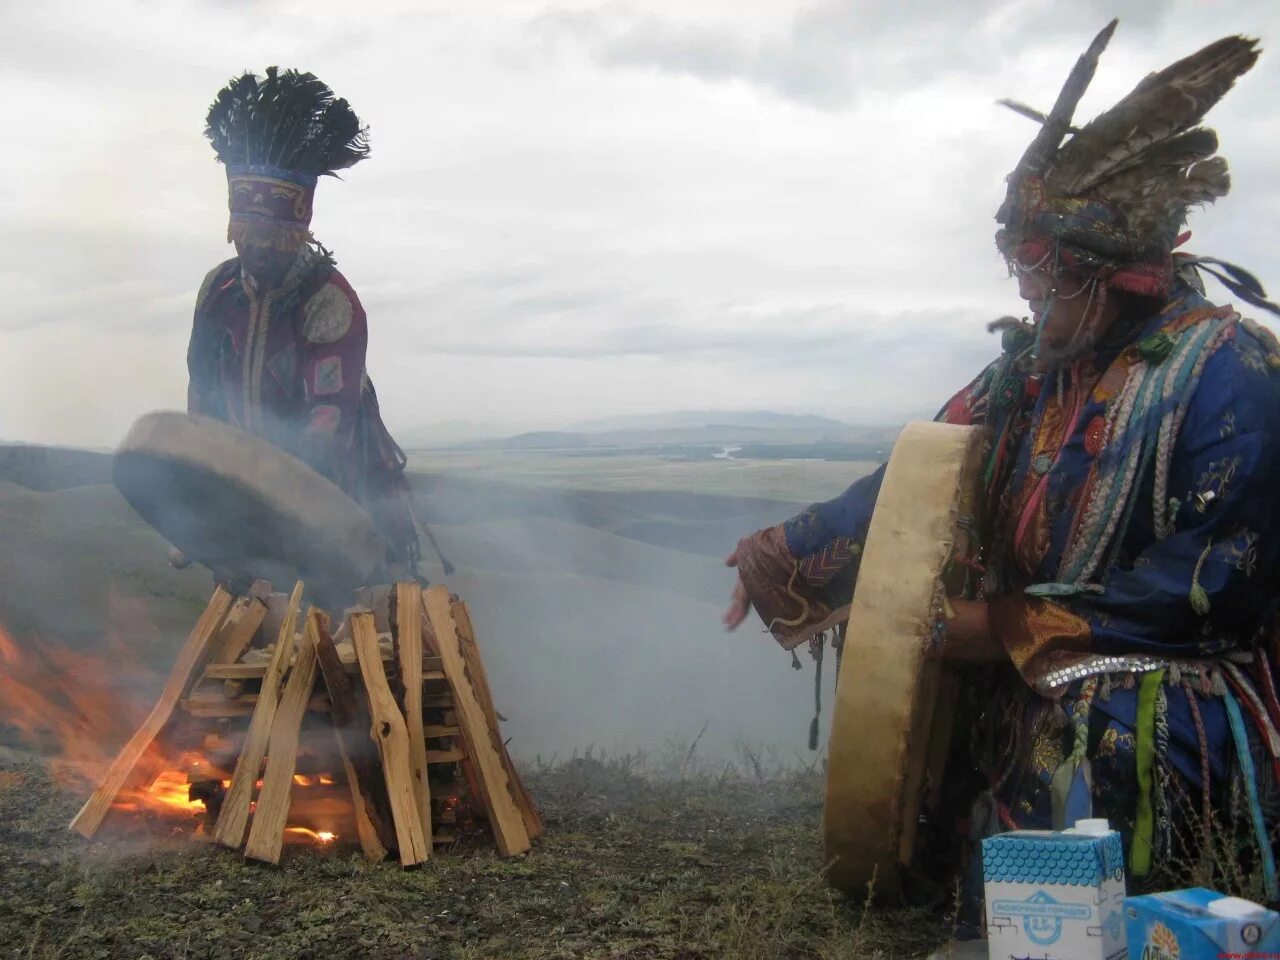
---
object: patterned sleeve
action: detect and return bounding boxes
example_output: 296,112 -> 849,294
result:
733,361 -> 999,650
296,273 -> 368,487
735,464 -> 884,650
993,325 -> 1280,682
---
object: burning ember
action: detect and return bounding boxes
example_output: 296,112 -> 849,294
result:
285,827 -> 337,844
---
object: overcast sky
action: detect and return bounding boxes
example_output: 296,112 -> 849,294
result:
1,0 -> 1277,447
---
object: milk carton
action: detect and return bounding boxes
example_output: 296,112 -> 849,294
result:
1124,888 -> 1280,960
982,819 -> 1127,960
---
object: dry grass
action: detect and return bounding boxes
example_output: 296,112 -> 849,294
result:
0,748 -> 950,960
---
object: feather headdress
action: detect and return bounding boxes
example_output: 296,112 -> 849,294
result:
996,22 -> 1273,310
205,67 -> 370,250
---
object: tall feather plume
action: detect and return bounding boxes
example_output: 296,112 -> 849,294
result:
205,67 -> 370,175
1013,19 -> 1117,177
997,19 -> 1116,225
996,99 -> 1079,133
1049,36 -> 1259,196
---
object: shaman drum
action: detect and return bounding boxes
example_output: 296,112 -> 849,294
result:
823,420 -> 983,902
112,411 -> 390,597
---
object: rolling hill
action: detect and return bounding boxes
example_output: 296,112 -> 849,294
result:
0,443 -> 873,761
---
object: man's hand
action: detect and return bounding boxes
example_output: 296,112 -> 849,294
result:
723,548 -> 752,630
168,546 -> 190,569
934,597 -> 1006,662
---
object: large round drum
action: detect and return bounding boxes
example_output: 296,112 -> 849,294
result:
113,411 -> 390,595
823,420 -> 982,902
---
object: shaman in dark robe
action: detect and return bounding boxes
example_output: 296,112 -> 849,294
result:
186,68 -> 419,573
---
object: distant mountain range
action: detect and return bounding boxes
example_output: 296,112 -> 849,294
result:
397,410 -> 901,454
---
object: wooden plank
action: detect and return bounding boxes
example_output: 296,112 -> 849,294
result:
70,586 -> 234,838
426,748 -> 465,764
206,597 -> 248,661
355,586 -> 392,633
210,598 -> 267,665
351,612 -> 429,866
425,725 -> 461,738
202,652 -> 428,680
212,581 -> 304,849
333,726 -> 387,862
202,663 -> 276,680
396,582 -> 432,847
451,600 -> 544,839
314,617 -> 357,727
245,623 -> 320,864
422,587 -> 530,856
312,605 -> 369,827
179,694 -> 329,718
262,591 -> 292,649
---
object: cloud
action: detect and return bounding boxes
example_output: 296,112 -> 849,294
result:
526,0 -> 1251,111
1,0 -> 1277,447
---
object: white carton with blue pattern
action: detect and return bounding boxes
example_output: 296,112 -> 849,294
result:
982,820 -> 1127,960
1124,888 -> 1280,959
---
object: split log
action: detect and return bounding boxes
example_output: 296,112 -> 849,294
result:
422,587 -> 530,856
262,592 -> 292,649
70,586 -> 235,838
213,581 -> 304,849
355,586 -> 392,634
426,748 -> 465,764
179,695 -> 329,719
351,612 -> 429,865
396,581 -> 432,846
450,600 -> 543,839
245,620 -> 320,864
333,726 -> 387,862
210,598 -> 267,665
310,610 -> 391,856
314,619 -> 357,728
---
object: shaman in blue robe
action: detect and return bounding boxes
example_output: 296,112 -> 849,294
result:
735,285 -> 1280,896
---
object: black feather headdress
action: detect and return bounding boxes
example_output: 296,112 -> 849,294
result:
995,23 -> 1275,311
205,67 -> 370,250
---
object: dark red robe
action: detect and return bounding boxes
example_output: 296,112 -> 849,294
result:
186,247 -> 419,568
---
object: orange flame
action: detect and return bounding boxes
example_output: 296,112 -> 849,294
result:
284,826 -> 337,844
1,601 -> 359,846
0,607 -> 214,823
0,615 -> 155,789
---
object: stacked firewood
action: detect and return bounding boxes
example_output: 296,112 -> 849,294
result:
69,581 -> 542,865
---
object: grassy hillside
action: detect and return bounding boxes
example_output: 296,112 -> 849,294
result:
0,444 -> 942,959
0,753 -> 948,959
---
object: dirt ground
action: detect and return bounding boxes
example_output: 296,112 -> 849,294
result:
0,751 -> 951,960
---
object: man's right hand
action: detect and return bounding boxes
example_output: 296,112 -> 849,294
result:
168,546 -> 190,569
723,548 -> 751,630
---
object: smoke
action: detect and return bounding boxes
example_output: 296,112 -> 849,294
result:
406,466 -> 858,766
0,439 -> 867,773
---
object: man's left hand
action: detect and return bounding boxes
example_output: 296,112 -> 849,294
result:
934,598 -> 1006,662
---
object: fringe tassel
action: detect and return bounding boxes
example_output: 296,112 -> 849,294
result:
1212,669 -> 1228,698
